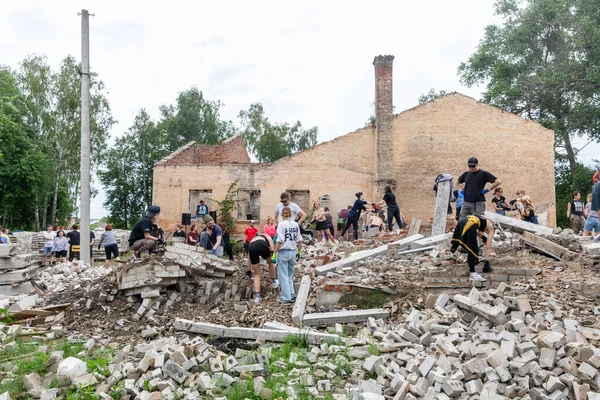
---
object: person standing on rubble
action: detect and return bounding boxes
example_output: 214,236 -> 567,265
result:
274,206 -> 302,305
52,230 -> 69,263
66,224 -> 81,262
263,217 -> 277,238
274,192 -> 307,225
247,229 -> 277,303
98,224 -> 121,269
43,225 -> 56,266
341,192 -> 371,241
584,193 -> 600,239
458,157 -> 501,219
452,182 -> 465,221
200,215 -> 224,257
491,188 -> 509,216
592,171 -> 600,241
128,205 -> 161,261
451,215 -> 495,282
337,206 -> 351,238
376,185 -> 403,232
219,223 -> 234,260
567,191 -> 587,234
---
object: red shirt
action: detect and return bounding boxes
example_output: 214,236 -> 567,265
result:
244,227 -> 258,243
187,231 -> 198,245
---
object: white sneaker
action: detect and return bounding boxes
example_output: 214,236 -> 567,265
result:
470,272 -> 486,282
254,294 -> 262,303
271,279 -> 280,289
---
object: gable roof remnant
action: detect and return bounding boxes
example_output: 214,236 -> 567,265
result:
156,134 -> 251,167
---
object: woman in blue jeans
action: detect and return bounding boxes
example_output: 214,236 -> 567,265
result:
274,207 -> 303,306
584,193 -> 600,239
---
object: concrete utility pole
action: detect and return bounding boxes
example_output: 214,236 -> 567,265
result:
432,180 -> 451,236
79,9 -> 91,265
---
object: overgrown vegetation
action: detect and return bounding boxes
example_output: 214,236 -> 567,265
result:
339,289 -> 388,310
211,179 -> 240,230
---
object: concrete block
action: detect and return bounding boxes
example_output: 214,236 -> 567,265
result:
442,380 -> 464,397
292,275 -> 311,325
302,309 -> 389,326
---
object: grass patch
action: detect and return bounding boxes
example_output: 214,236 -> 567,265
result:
86,347 -> 114,376
368,340 -> 381,356
0,308 -> 16,323
65,385 -> 101,400
338,289 -> 388,310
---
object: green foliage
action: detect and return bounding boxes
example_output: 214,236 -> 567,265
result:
0,307 -> 15,323
555,160 -> 599,227
368,339 -> 381,356
86,347 -> 113,376
158,87 -> 235,152
239,103 -> 318,162
418,89 -> 448,104
211,180 -> 240,230
339,289 -> 388,310
458,0 -> 600,181
65,385 -> 101,400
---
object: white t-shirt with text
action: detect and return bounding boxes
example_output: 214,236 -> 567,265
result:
276,220 -> 302,251
275,202 -> 302,224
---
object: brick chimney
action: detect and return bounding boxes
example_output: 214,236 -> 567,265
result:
373,55 -> 396,195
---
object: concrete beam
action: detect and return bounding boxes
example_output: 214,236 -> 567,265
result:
315,234 -> 424,276
173,318 -> 341,344
302,308 -> 390,326
522,232 -> 572,260
409,233 -> 452,250
484,212 -> 553,235
292,275 -> 311,325
432,180 -> 451,236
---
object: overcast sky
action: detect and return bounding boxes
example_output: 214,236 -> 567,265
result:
2,1 -> 598,219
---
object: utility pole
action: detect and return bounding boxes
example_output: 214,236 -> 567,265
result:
79,9 -> 91,265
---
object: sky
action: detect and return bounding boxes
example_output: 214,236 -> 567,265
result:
1,0 -> 598,219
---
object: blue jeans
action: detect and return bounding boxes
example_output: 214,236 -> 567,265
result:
584,216 -> 600,234
496,210 -> 506,216
276,249 -> 296,302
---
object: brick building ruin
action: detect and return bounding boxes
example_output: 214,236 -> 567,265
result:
153,55 -> 556,230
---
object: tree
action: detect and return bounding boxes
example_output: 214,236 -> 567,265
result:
158,87 -> 235,153
418,89 -> 448,105
458,0 -> 600,181
99,110 -> 163,228
16,55 -> 115,226
0,69 -> 48,230
554,159 -> 599,227
238,103 -> 318,163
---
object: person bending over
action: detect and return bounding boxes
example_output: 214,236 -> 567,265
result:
451,215 -> 495,282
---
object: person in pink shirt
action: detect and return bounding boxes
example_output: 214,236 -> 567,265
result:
263,216 -> 277,238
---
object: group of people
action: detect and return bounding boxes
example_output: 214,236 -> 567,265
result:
567,190 -> 600,237
42,224 -> 96,266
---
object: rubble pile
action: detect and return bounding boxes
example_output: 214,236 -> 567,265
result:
5,278 -> 600,400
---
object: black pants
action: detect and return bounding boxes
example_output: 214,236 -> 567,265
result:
224,244 -> 233,260
341,215 -> 360,240
387,206 -> 402,231
451,217 -> 480,273
69,246 -> 80,262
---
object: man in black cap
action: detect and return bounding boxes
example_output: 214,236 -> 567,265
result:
128,205 -> 161,261
457,157 -> 501,220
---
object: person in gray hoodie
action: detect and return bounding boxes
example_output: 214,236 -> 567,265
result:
98,224 -> 121,268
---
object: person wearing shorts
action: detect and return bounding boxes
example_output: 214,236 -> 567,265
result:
53,230 -> 69,263
98,224 -> 121,269
43,225 -> 56,266
248,233 -> 277,303
584,193 -> 600,239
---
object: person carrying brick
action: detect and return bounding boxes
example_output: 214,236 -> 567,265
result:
128,205 -> 161,261
458,157 -> 501,219
341,192 -> 371,241
450,215 -> 495,282
274,206 -> 302,305
375,185 -> 403,232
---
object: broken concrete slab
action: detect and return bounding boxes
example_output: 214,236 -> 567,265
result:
292,275 -> 310,325
484,211 -> 553,235
582,242 -> 600,256
522,232 -> 572,260
409,233 -> 452,250
173,318 -> 341,344
452,294 -> 508,325
432,180 -> 451,236
315,234 -> 424,276
302,308 -> 390,327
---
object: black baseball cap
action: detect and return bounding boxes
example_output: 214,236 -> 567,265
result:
467,157 -> 478,165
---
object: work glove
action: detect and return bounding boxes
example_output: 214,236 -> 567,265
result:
97,245 -> 101,250
210,249 -> 216,255
482,260 -> 491,273
296,250 -> 302,261
481,189 -> 489,195
450,243 -> 458,253
271,253 -> 277,264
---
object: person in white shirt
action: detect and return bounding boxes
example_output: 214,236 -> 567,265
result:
43,225 -> 56,266
274,207 -> 303,305
274,192 -> 306,225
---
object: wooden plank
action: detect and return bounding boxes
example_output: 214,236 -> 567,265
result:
39,303 -> 71,311
10,309 -> 55,318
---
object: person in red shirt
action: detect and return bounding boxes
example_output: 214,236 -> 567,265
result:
244,221 -> 259,278
187,224 -> 199,246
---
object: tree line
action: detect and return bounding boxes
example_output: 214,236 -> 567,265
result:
0,56 -> 318,230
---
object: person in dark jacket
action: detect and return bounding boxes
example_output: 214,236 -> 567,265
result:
341,192 -> 370,241
219,223 -> 234,260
